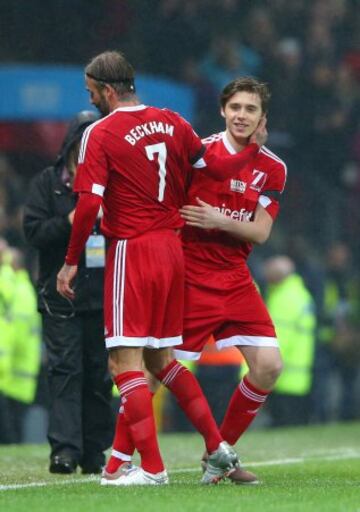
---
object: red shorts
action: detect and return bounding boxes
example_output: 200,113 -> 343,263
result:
104,230 -> 184,349
174,263 -> 278,360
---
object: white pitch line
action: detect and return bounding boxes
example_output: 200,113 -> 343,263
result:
1,450 -> 359,491
171,449 -> 360,473
0,476 -> 98,491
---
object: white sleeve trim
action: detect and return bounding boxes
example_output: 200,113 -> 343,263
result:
192,157 -> 206,169
91,183 -> 105,197
259,195 -> 272,208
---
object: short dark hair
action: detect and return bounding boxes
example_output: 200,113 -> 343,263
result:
85,50 -> 136,96
220,77 -> 271,113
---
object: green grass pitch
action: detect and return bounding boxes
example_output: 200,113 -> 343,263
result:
1,422 -> 359,512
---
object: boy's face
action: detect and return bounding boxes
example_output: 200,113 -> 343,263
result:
221,91 -> 263,142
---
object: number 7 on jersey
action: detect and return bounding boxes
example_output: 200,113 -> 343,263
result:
145,142 -> 167,202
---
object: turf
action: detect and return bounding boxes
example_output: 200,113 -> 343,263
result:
1,422 -> 359,512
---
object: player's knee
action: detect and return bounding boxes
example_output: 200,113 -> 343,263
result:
269,359 -> 283,383
251,358 -> 283,389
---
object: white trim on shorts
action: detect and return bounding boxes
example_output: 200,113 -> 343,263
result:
113,240 -> 127,338
173,349 -> 201,361
216,335 -> 279,350
105,335 -> 183,350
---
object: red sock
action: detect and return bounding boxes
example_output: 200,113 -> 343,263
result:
106,391 -> 156,473
156,360 -> 222,453
105,400 -> 135,473
113,371 -> 164,474
220,376 -> 270,445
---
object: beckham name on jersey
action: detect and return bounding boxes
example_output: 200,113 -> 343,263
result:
214,204 -> 253,221
124,122 -> 175,145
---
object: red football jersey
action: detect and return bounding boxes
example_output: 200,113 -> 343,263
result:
74,105 -> 203,239
183,131 -> 287,269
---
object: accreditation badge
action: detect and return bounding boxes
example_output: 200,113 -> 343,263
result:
85,235 -> 105,268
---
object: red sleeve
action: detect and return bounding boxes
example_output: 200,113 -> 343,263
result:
65,192 -> 102,265
179,115 -> 204,164
259,161 -> 287,220
259,197 -> 280,220
197,143 -> 259,181
74,125 -> 109,197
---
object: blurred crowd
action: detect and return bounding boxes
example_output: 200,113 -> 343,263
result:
2,0 -> 360,256
0,0 -> 360,440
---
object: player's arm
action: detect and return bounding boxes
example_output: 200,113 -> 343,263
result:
57,125 -> 108,299
180,199 -> 273,244
192,118 -> 268,181
57,192 -> 102,300
196,143 -> 259,181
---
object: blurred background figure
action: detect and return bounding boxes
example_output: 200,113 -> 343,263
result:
263,255 -> 316,427
196,337 -> 244,426
2,247 -> 41,443
0,0 -> 360,433
0,238 -> 14,443
314,241 -> 360,422
23,111 -> 114,474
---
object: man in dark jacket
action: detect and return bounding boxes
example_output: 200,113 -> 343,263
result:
23,111 -> 114,474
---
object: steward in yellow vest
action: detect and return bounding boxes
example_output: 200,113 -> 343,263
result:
264,255 -> 316,426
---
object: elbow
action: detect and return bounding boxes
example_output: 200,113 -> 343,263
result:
253,231 -> 271,245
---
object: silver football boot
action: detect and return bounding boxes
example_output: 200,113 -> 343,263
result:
201,441 -> 239,484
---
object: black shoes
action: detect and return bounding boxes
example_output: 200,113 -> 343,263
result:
49,454 -> 77,474
81,462 -> 103,474
49,452 -> 104,474
80,453 -> 105,474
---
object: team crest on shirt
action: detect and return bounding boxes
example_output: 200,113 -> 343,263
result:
230,179 -> 246,193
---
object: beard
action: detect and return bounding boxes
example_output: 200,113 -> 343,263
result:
96,93 -> 110,117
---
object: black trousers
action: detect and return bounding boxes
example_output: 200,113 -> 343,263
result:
42,310 -> 114,466
6,397 -> 28,443
267,392 -> 311,427
0,392 -> 12,444
197,365 -> 241,425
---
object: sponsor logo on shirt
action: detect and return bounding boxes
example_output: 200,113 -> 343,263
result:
230,179 -> 246,193
214,204 -> 253,221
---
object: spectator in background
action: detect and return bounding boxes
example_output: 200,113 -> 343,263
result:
315,241 -> 360,421
267,38 -> 305,161
0,155 -> 24,247
242,6 -> 278,71
143,0 -> 209,79
199,33 -> 262,92
181,57 -> 220,135
23,111 -> 114,474
263,255 -> 316,427
2,247 -> 41,443
0,238 -> 15,443
302,60 -> 351,186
